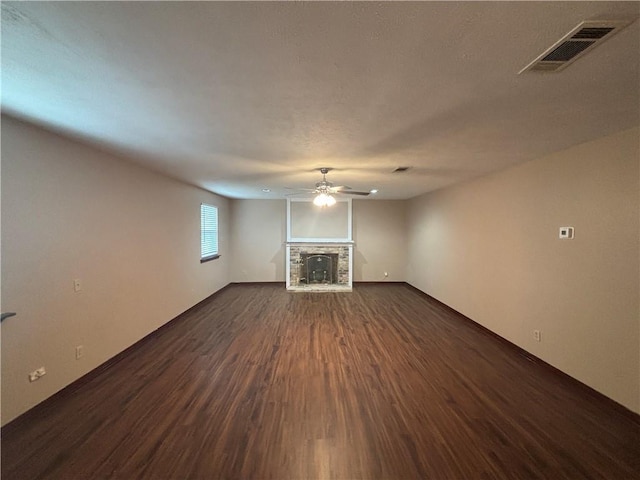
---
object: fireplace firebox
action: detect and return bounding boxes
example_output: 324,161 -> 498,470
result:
300,253 -> 338,284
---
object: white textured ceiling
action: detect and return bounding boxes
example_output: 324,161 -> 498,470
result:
2,1 -> 639,199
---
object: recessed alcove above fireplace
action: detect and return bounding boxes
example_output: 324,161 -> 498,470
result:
286,198 -> 353,292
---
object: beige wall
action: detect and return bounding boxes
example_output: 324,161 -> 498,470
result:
1,116 -> 230,425
352,200 -> 407,282
230,199 -> 287,282
407,127 -> 640,413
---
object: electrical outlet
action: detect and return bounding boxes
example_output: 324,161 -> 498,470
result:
533,330 -> 541,342
559,227 -> 574,239
73,279 -> 82,292
29,367 -> 46,382
75,345 -> 84,360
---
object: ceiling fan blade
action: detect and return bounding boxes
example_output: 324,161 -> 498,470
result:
285,191 -> 315,197
284,187 -> 317,192
331,185 -> 352,191
337,190 -> 370,196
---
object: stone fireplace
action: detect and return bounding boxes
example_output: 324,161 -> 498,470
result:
286,243 -> 352,292
286,198 -> 353,292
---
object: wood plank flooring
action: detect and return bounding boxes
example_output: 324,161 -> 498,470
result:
2,283 -> 639,479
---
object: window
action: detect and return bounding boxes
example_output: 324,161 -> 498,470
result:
200,204 -> 219,262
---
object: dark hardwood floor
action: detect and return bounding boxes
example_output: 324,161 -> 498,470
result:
2,283 -> 639,479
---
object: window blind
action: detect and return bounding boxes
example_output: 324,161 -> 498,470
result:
201,204 -> 218,260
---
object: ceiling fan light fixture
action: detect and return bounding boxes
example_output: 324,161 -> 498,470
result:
313,192 -> 336,207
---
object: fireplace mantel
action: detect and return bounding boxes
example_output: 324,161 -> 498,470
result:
286,241 -> 354,246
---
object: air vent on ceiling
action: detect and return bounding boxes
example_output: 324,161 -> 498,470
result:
519,20 -> 635,74
393,166 -> 411,173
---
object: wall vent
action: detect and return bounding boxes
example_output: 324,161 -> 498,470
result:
519,20 -> 635,74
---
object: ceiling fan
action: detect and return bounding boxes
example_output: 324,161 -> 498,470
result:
286,168 -> 372,206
